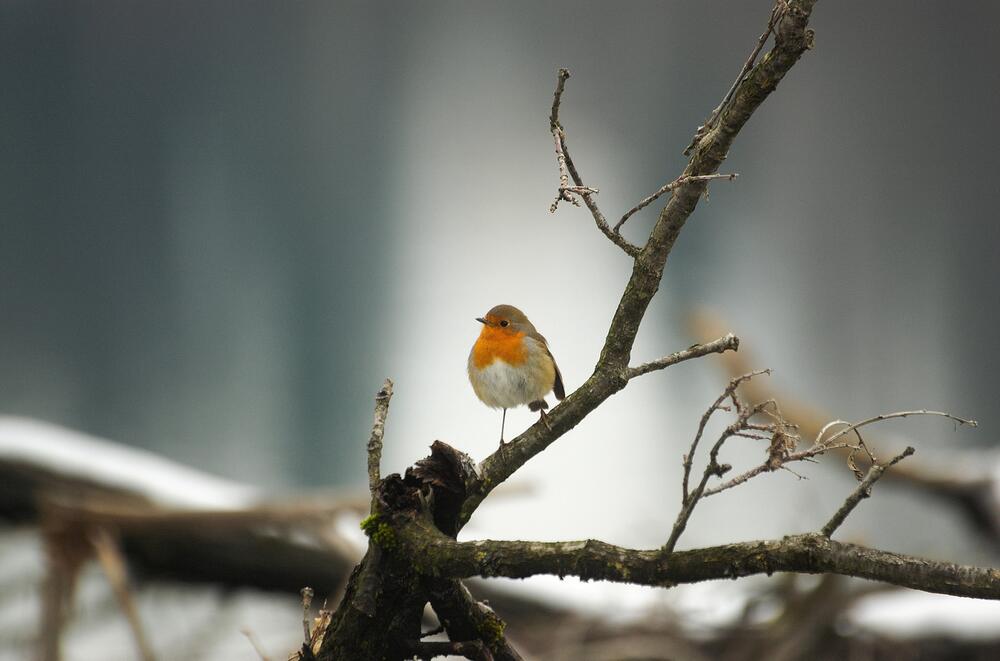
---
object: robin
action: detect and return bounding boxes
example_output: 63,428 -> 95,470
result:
468,304 -> 565,444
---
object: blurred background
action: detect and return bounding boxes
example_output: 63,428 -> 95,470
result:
2,1 -> 1000,659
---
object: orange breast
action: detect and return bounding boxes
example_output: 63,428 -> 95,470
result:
471,326 -> 527,369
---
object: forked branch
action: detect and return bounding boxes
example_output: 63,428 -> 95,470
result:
821,446 -> 915,538
703,409 -> 977,497
614,174 -> 739,233
548,68 -> 640,256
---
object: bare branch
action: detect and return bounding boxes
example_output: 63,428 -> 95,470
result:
692,311 -> 1000,543
300,587 -> 314,649
367,379 -> 394,498
549,84 -> 598,214
427,579 -> 523,661
703,408 -> 975,498
667,371 -> 771,553
628,333 -> 739,379
821,447 -> 915,538
814,410 -> 977,450
399,520 -> 1000,600
547,68 -> 641,257
684,0 -> 788,155
614,174 -> 738,233
548,68 -> 595,208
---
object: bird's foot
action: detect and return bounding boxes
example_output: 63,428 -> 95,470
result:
538,409 -> 552,431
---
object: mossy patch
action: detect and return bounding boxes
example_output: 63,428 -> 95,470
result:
480,610 -> 506,647
360,514 -> 398,550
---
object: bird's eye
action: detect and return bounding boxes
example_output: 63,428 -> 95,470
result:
499,320 -> 509,327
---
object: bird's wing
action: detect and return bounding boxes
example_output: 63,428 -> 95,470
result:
550,352 -> 566,400
529,330 -> 566,400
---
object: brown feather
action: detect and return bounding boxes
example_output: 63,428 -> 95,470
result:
551,358 -> 565,400
531,331 -> 565,401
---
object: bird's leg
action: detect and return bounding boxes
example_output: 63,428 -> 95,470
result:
499,408 -> 507,447
538,408 -> 552,431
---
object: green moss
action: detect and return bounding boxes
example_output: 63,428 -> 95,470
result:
359,514 -> 398,550
359,514 -> 378,533
480,610 -> 506,647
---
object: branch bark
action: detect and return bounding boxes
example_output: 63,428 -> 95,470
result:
367,379 -> 394,499
399,520 -> 1000,600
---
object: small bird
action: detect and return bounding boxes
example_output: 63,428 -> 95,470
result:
468,304 -> 565,444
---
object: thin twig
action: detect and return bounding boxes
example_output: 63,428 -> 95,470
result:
681,370 -> 768,501
549,69 -> 597,210
703,408 -> 976,497
702,442 -> 841,496
614,174 -> 738,233
628,332 -> 739,380
667,370 -> 770,552
367,379 -> 394,498
815,410 -> 977,449
547,68 -> 640,257
549,129 -> 598,211
300,587 -> 314,647
821,447 -> 915,538
548,67 -> 570,134
549,69 -> 585,208
684,0 -> 786,155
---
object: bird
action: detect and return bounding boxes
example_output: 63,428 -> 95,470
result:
468,304 -> 565,444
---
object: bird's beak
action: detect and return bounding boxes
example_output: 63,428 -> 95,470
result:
475,317 -> 486,325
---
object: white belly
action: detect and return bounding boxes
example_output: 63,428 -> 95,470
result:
468,355 -> 552,409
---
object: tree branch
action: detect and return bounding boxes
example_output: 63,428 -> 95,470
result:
703,408 -> 977,498
355,379 -> 396,617
627,333 -> 740,379
667,372 -> 773,553
614,174 -> 738,233
548,68 -> 640,257
821,446 -> 915,538
367,379 -> 394,499
684,0 -> 788,155
427,580 -> 522,661
400,520 -> 1000,600
548,69 -> 598,211
816,410 -> 977,449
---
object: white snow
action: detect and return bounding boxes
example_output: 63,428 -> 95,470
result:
848,590 -> 1000,640
0,416 -> 257,509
